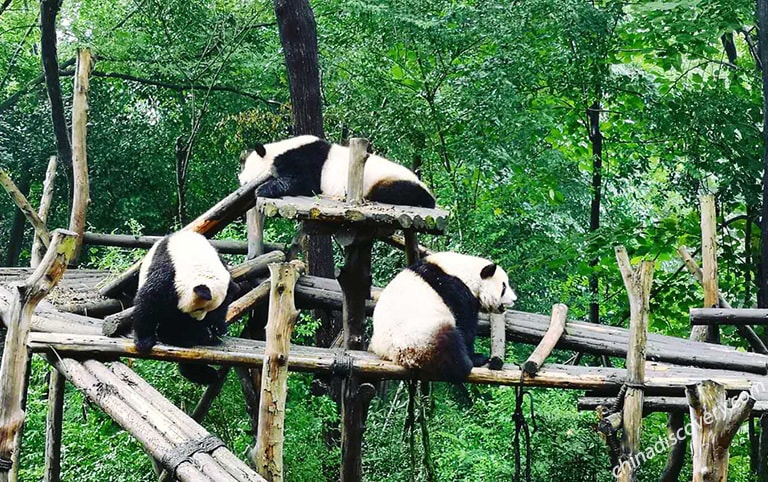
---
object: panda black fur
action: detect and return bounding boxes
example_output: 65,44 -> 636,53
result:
370,252 -> 517,382
133,231 -> 234,385
238,135 -> 436,208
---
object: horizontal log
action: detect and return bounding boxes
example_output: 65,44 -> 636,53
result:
578,396 -> 768,414
82,232 -> 284,255
27,332 -> 768,394
477,310 -> 768,375
690,308 -> 768,325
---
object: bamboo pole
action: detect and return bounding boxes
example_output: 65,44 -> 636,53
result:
252,262 -> 303,481
687,380 -> 754,481
68,48 -> 91,263
31,156 -> 58,267
0,230 -> 77,480
522,304 -> 568,376
0,170 -> 51,248
614,245 -> 653,482
678,246 -> 768,354
43,368 -> 64,482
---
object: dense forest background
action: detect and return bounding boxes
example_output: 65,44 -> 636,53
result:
1,0 -> 765,480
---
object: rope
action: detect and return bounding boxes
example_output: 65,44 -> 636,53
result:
0,457 -> 12,471
161,434 -> 225,477
330,352 -> 354,377
512,371 -> 537,482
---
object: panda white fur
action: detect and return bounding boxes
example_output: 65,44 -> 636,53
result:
133,231 -> 233,384
238,135 -> 436,208
370,252 -> 517,382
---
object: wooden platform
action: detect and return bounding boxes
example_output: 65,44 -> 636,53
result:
256,196 -> 450,234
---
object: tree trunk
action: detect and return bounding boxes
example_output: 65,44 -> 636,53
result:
40,0 -> 73,205
4,169 -> 30,267
588,102 -> 603,326
758,0 -> 768,310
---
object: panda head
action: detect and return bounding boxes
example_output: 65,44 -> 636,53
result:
238,143 -> 268,186
478,262 -> 517,313
181,283 -> 225,321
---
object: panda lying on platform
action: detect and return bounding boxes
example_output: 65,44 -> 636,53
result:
370,252 -> 517,382
238,135 -> 436,208
133,231 -> 234,385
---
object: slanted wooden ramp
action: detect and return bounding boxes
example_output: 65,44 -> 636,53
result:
50,357 -> 264,482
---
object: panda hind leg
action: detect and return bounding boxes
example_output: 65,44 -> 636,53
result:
179,363 -> 220,385
422,325 -> 473,383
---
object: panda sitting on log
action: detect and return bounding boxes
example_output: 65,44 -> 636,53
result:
238,135 -> 436,208
370,252 -> 517,382
132,231 -> 235,384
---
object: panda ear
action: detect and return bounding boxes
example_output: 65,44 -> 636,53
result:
193,284 -> 212,301
480,263 -> 497,279
253,143 -> 267,158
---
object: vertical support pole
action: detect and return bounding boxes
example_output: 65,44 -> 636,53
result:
0,230 -> 77,482
68,48 -> 91,264
759,415 -> 768,482
687,381 -> 754,482
246,208 -> 265,260
488,313 -> 507,370
43,368 -> 65,482
31,156 -> 58,268
346,138 -> 369,203
403,231 -> 420,266
252,261 -> 303,482
337,239 -> 374,482
699,194 -> 720,344
615,246 -> 653,482
659,411 -> 686,482
8,357 -> 30,482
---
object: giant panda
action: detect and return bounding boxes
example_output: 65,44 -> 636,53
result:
133,230 -> 234,385
370,252 -> 517,382
238,135 -> 436,208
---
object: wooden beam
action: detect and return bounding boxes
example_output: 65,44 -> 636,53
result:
697,194 -> 720,343
579,396 -> 768,414
42,367 -> 64,482
346,138 -> 369,204
691,308 -> 768,325
678,246 -> 768,354
68,48 -> 91,263
253,261 -> 302,481
82,232 -> 283,255
488,313 -> 506,370
0,230 -> 77,480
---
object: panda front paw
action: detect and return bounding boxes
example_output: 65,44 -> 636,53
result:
134,336 -> 157,352
471,353 -> 489,367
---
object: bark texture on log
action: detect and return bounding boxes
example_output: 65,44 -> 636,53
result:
68,48 -> 91,263
615,246 -> 653,482
43,367 -> 64,482
31,156 -> 58,268
0,230 -> 77,479
687,380 -> 754,482
522,304 -> 568,376
252,262 -> 303,481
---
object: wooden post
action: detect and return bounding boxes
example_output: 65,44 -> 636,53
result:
252,261 -> 303,481
247,208 -> 266,260
0,170 -> 51,249
403,231 -> 420,266
522,303 -> 568,376
488,313 -> 506,370
614,245 -> 653,482
68,48 -> 91,263
678,246 -> 768,353
346,138 -> 369,203
697,195 -> 719,343
31,156 -> 57,268
759,415 -> 768,482
687,380 -> 754,481
0,230 -> 77,480
43,368 -> 65,482
659,411 -> 686,482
